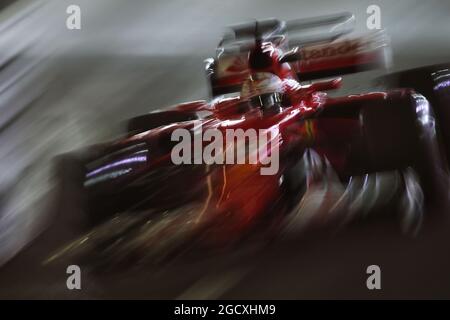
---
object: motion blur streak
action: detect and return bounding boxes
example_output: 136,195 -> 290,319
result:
0,0 -> 450,300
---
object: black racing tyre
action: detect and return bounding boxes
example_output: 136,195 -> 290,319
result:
380,64 -> 450,166
359,90 -> 449,207
127,110 -> 199,135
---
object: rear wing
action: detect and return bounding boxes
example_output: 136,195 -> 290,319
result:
208,13 -> 390,97
219,12 -> 355,50
292,31 -> 389,81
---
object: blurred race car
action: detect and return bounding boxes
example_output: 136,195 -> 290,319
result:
46,13 -> 449,268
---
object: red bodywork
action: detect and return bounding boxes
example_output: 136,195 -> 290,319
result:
83,37 -> 394,246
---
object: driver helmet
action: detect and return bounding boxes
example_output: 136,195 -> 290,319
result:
240,72 -> 284,112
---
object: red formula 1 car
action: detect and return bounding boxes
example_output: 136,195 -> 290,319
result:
47,13 -> 449,268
